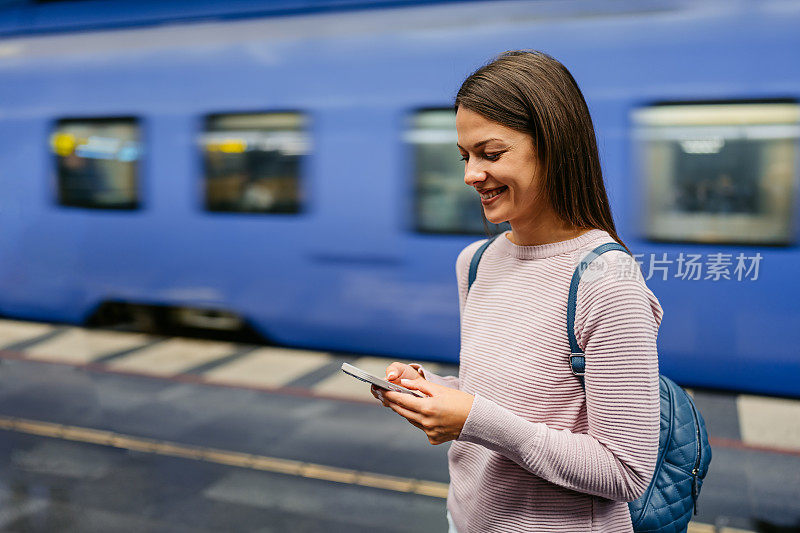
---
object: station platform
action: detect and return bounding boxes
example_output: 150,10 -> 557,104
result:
0,318 -> 798,532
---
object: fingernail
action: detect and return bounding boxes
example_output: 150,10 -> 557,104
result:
387,372 -> 396,379
400,379 -> 411,385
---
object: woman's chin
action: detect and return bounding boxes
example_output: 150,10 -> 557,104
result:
482,208 -> 507,225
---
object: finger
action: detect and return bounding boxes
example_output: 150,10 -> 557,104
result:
370,386 -> 389,406
388,402 -> 425,431
383,389 -> 426,412
387,400 -> 424,427
400,365 -> 422,381
385,362 -> 406,381
404,415 -> 426,432
400,378 -> 436,397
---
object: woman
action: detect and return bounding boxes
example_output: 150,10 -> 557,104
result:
371,50 -> 662,533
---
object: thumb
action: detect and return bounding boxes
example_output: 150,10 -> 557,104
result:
400,378 -> 435,397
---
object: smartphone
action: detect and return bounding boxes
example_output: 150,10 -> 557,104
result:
340,363 -> 425,398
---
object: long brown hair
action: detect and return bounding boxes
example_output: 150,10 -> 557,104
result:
455,50 -> 630,253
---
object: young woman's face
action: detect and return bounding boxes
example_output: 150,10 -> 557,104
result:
456,107 -> 543,227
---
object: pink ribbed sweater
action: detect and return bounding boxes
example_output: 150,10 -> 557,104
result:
417,229 -> 662,533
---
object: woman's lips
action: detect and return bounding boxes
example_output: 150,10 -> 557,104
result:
480,185 -> 508,205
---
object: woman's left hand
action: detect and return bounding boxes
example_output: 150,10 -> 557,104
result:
379,378 -> 475,445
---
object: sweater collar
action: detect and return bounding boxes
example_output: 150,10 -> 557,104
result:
494,228 -> 609,260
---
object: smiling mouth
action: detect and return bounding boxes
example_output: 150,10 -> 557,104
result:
479,186 -> 508,200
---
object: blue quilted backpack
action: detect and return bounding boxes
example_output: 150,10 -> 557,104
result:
468,236 -> 712,533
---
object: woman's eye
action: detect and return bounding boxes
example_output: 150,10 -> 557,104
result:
460,152 -> 503,162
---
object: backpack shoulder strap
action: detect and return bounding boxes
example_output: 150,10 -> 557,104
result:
467,234 -> 501,293
568,242 -> 631,388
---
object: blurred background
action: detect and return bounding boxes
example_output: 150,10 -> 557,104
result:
0,0 -> 798,531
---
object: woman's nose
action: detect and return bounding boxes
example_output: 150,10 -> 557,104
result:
464,160 -> 487,187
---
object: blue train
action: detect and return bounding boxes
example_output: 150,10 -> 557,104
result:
0,0 -> 798,397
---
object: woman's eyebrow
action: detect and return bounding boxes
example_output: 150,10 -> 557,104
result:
456,138 -> 503,150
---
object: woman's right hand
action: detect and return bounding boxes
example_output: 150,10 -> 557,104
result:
370,362 -> 422,406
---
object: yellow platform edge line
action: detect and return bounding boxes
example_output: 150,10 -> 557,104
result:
0,414 -> 753,532
0,414 -> 447,498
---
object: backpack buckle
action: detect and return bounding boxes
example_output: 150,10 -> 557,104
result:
570,354 -> 585,376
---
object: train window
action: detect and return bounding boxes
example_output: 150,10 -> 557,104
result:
408,109 -> 509,234
202,112 -> 307,214
51,118 -> 141,209
633,102 -> 799,244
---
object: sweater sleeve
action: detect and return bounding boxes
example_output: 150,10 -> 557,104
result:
456,251 -> 662,502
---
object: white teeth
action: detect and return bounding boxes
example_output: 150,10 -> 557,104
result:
480,187 -> 506,199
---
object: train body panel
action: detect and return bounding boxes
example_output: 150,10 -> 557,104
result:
0,0 -> 798,395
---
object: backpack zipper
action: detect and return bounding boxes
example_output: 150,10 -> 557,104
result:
688,397 -> 702,515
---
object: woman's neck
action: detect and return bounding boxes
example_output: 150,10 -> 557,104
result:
506,212 -> 590,246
